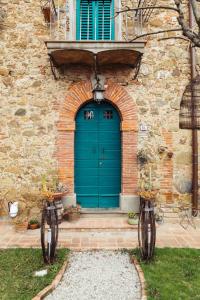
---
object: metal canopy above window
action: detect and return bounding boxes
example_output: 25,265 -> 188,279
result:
45,40 -> 146,71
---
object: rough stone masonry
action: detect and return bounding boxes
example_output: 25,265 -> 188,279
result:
0,0 -> 198,215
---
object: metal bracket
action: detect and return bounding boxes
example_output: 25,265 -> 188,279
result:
49,54 -> 59,80
133,55 -> 142,80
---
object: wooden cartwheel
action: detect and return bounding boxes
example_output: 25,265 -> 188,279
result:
138,197 -> 156,261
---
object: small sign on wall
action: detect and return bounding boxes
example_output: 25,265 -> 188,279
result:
140,123 -> 148,132
139,123 -> 149,139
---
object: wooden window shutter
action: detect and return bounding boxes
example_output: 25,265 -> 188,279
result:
76,0 -> 114,41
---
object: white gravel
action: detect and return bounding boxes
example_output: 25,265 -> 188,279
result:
45,251 -> 141,300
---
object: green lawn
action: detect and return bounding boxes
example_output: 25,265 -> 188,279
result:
131,248 -> 200,300
0,248 -> 69,300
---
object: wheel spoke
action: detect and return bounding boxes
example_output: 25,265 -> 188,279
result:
138,198 -> 156,261
41,201 -> 59,264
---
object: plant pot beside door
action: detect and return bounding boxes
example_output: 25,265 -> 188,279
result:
14,219 -> 28,232
127,212 -> 138,225
63,205 -> 81,222
28,219 -> 40,230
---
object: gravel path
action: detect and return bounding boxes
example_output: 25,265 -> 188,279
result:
46,251 -> 141,300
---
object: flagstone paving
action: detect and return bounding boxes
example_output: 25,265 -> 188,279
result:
1,216 -> 200,249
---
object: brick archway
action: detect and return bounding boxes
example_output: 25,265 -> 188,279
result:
56,80 -> 138,210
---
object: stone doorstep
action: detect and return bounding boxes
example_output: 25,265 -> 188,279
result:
59,228 -> 137,232
0,217 -> 12,225
57,215 -> 138,231
59,222 -> 137,231
42,214 -> 138,232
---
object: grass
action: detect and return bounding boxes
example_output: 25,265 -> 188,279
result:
0,248 -> 69,300
131,248 -> 200,300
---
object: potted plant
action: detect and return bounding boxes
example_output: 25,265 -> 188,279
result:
128,212 -> 138,225
41,174 -> 68,223
63,205 -> 81,222
14,215 -> 29,232
28,219 -> 40,230
12,203 -> 30,232
41,174 -> 68,200
138,190 -> 158,201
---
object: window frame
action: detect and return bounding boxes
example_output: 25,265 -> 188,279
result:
69,0 -> 122,41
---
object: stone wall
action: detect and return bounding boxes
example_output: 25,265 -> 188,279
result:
0,0 -> 199,214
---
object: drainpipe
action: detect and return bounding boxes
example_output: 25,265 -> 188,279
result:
189,2 -> 198,214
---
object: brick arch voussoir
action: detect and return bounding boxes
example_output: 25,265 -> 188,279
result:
59,80 -> 136,123
104,81 -> 137,121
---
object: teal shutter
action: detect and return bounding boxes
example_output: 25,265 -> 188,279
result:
97,0 -> 114,40
76,0 -> 114,40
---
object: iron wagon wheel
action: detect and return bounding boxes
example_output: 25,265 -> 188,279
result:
49,208 -> 59,263
138,200 -> 156,261
41,208 -> 48,263
138,206 -> 143,258
149,207 -> 156,258
41,205 -> 59,264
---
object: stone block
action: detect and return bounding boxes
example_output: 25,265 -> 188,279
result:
15,108 -> 26,116
120,194 -> 140,212
175,152 -> 192,165
62,194 -> 76,208
0,66 -> 9,76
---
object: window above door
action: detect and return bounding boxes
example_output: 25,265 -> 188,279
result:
44,0 -> 147,80
76,0 -> 115,41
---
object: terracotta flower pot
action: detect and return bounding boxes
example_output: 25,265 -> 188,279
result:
128,218 -> 138,225
164,192 -> 173,203
15,221 -> 28,232
67,212 -> 80,222
51,192 -> 68,200
29,223 -> 39,230
0,208 -> 7,217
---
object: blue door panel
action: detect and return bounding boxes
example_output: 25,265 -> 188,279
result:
99,196 -> 119,208
77,165 -> 99,180
98,160 -> 120,168
76,124 -> 98,131
99,176 -> 121,186
75,175 -> 98,186
99,186 -> 119,193
76,160 -> 99,168
76,187 -> 99,194
75,151 -> 97,160
78,196 -> 99,208
75,101 -> 121,208
75,132 -> 98,141
99,152 -> 121,161
99,168 -> 120,176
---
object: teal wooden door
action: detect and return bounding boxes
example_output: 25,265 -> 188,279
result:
75,101 -> 121,208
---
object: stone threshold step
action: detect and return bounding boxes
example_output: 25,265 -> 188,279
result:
81,210 -> 128,218
58,227 -> 137,232
56,217 -> 138,231
0,216 -> 12,225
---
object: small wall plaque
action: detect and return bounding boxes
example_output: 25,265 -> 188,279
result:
140,123 -> 148,132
